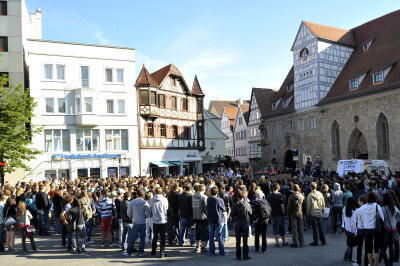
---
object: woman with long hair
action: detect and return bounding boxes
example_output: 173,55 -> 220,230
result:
3,197 -> 17,253
381,192 -> 400,266
342,197 -> 358,262
16,201 -> 37,252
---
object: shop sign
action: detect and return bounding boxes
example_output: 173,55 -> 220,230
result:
52,153 -> 122,161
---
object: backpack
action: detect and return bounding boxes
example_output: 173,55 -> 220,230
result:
82,200 -> 93,220
258,200 -> 272,220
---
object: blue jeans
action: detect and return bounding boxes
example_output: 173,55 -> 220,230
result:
179,218 -> 195,245
221,222 -> 229,241
310,216 -> 326,244
54,217 -> 63,234
127,223 -> 146,254
122,222 -> 133,249
37,209 -> 49,235
209,223 -> 224,255
0,224 -> 5,251
85,219 -> 93,241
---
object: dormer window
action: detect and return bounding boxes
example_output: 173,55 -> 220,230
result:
362,39 -> 373,51
349,78 -> 359,90
372,71 -> 384,84
283,96 -> 293,108
272,103 -> 277,110
287,83 -> 294,92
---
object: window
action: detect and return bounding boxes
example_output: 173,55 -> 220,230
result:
287,83 -> 294,91
309,116 -> 316,129
299,48 -> 309,60
58,98 -> 66,113
45,98 -> 54,113
0,72 -> 9,87
376,113 -> 390,159
331,121 -> 341,160
150,91 -> 157,106
105,68 -> 113,82
171,96 -> 177,110
349,78 -> 359,89
76,129 -> 99,151
81,66 -> 89,88
146,123 -> 154,137
44,129 -> 70,152
0,1 -> 7,16
210,141 -> 215,151
362,40 -> 373,51
106,100 -> 114,113
139,90 -> 149,105
239,117 -> 242,125
76,97 -> 81,113
44,64 -> 53,80
372,71 -> 384,84
56,64 -> 65,80
117,99 -> 125,114
158,94 -> 166,108
297,119 -> 304,131
105,129 -> 128,151
84,97 -> 93,113
172,125 -> 178,138
272,103 -> 277,110
160,124 -> 166,137
182,98 -> 188,111
183,126 -> 191,139
0,36 -> 8,52
116,69 -> 124,83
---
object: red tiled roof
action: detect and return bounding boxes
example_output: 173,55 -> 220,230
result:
135,65 -> 159,87
303,21 -> 356,47
320,9 -> 400,104
191,75 -> 204,96
151,64 -> 182,85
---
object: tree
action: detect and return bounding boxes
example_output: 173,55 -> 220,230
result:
0,73 -> 40,185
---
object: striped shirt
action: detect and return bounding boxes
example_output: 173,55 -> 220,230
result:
99,197 -> 114,219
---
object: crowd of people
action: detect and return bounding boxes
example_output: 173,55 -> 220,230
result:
0,169 -> 399,266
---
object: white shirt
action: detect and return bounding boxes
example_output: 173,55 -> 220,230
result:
342,209 -> 356,234
351,206 -> 364,232
357,203 -> 384,230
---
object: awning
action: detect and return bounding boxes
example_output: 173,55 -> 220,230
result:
150,161 -> 174,167
170,161 -> 189,166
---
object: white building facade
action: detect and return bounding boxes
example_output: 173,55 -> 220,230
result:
233,103 -> 249,165
248,91 -> 262,170
221,108 -> 235,158
27,39 -> 139,180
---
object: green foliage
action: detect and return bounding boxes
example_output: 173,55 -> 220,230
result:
0,74 -> 41,176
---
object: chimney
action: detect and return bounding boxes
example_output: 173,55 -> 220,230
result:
30,8 -> 42,39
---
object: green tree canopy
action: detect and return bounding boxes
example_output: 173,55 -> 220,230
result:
0,73 -> 40,185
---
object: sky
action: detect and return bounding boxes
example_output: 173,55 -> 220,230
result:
26,0 -> 400,104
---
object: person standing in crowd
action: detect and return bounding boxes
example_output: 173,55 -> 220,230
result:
114,189 -> 123,247
218,183 -> 232,242
16,201 -> 37,253
331,183 -> 344,234
287,184 -> 304,248
342,184 -> 353,207
341,197 -> 358,263
126,189 -> 150,257
267,183 -> 288,247
381,192 -> 399,266
0,193 -> 6,252
167,184 -> 180,246
359,192 -> 384,266
149,187 -> 169,258
192,184 -> 208,253
207,186 -> 226,256
65,197 -> 86,254
352,195 -> 367,266
99,189 -> 115,248
307,182 -> 327,246
3,197 -> 17,253
231,189 -> 252,260
320,184 -> 331,233
35,185 -> 51,236
120,191 -> 131,253
52,189 -> 64,236
81,190 -> 95,245
251,189 -> 270,254
178,183 -> 195,247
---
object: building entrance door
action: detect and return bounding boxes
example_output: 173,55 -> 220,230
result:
348,128 -> 368,159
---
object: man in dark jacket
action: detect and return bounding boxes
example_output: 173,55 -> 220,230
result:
36,185 -> 51,235
287,184 -> 304,248
167,184 -> 180,246
120,192 -> 131,253
192,184 -> 208,253
218,183 -> 232,242
251,190 -> 270,253
231,189 -> 252,260
178,183 -> 195,246
207,186 -> 226,256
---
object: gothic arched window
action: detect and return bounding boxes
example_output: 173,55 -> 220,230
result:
376,113 -> 390,159
331,121 -> 341,160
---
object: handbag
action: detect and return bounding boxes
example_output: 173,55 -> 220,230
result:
24,211 -> 36,236
375,204 -> 385,233
4,207 -> 17,227
322,207 -> 330,218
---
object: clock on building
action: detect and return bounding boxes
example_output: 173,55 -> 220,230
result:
300,48 -> 309,61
